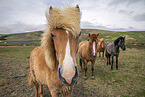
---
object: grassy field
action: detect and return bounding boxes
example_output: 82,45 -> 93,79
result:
0,29 -> 145,96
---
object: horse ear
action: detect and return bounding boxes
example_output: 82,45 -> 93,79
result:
88,33 -> 90,37
49,6 -> 53,13
97,33 -> 99,36
79,32 -> 81,36
76,5 -> 80,11
50,6 -> 53,10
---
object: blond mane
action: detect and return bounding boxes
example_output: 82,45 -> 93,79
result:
41,6 -> 81,70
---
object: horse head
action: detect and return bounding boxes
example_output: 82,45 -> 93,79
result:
88,33 -> 99,57
118,36 -> 126,51
100,38 -> 105,49
46,5 -> 81,86
51,29 -> 80,86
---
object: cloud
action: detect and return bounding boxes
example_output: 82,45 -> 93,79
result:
0,0 -> 145,34
0,22 -> 45,34
0,0 -> 47,34
133,13 -> 145,22
0,0 -> 79,34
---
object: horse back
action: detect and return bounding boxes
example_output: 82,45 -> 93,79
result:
79,41 -> 87,47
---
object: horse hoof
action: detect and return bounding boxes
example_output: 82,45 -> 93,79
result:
84,78 -> 87,81
99,60 -> 101,62
91,78 -> 95,80
84,77 -> 87,80
91,76 -> 95,80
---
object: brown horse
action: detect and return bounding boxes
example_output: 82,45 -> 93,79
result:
97,38 -> 105,62
28,5 -> 81,97
78,33 -> 99,80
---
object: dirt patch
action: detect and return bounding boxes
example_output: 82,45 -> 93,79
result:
0,46 -> 145,97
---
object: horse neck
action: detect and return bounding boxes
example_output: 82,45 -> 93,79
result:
114,43 -> 120,52
101,42 -> 104,46
87,41 -> 93,54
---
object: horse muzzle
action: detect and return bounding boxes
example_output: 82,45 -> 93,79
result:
101,47 -> 104,49
122,46 -> 126,51
92,54 -> 97,57
58,66 -> 78,86
122,48 -> 126,51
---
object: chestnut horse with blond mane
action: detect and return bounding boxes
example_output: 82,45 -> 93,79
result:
97,38 -> 105,62
28,5 -> 81,97
78,33 -> 99,80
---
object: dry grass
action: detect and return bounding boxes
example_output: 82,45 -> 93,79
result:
76,48 -> 145,96
0,46 -> 144,97
0,29 -> 145,96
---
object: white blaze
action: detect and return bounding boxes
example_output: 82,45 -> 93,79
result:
93,41 -> 96,56
63,39 -> 74,68
61,31 -> 75,83
98,42 -> 101,46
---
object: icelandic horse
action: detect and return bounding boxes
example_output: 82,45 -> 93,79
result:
97,38 -> 105,62
78,33 -> 99,80
28,5 -> 81,97
105,36 -> 126,70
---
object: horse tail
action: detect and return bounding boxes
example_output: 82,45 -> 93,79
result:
79,58 -> 82,69
28,53 -> 35,88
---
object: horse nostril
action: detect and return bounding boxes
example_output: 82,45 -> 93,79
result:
71,66 -> 78,84
58,66 -> 78,86
92,54 -> 96,57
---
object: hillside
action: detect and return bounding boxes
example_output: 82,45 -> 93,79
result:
0,31 -> 43,42
0,29 -> 145,49
0,29 -> 145,96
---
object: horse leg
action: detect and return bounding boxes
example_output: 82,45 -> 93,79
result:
79,58 -> 83,70
34,82 -> 39,97
40,84 -> 43,97
63,92 -> 72,97
50,90 -> 59,97
116,55 -> 118,70
91,61 -> 95,80
63,87 -> 73,97
111,56 -> 114,70
106,52 -> 109,65
108,54 -> 111,65
107,53 -> 111,65
84,60 -> 87,80
102,51 -> 104,61
99,52 -> 101,62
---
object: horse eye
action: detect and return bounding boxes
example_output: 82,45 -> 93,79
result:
79,32 -> 81,36
51,33 -> 55,37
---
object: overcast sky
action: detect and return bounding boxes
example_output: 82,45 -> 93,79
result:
0,0 -> 145,34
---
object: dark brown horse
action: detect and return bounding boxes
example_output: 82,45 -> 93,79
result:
78,33 -> 99,80
105,36 -> 126,70
97,38 -> 105,62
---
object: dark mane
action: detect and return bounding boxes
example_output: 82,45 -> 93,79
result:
114,36 -> 124,46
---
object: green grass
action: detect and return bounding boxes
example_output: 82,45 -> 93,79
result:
0,29 -> 145,96
0,29 -> 145,49
0,46 -> 36,96
76,48 -> 145,96
0,46 -> 144,96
